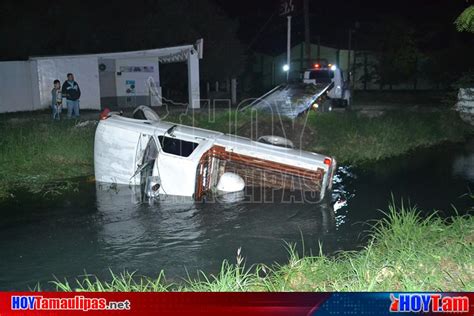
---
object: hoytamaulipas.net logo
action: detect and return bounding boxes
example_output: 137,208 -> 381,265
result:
390,293 -> 469,313
11,295 -> 131,311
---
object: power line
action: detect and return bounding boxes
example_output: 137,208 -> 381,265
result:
246,10 -> 278,51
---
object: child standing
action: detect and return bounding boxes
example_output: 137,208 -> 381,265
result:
51,80 -> 62,120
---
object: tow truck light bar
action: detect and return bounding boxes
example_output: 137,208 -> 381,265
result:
313,63 -> 337,71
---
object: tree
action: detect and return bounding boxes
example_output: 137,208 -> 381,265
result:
453,5 -> 474,90
373,19 -> 419,89
455,5 -> 474,33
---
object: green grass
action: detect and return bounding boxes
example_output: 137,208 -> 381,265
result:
166,109 -> 472,165
352,90 -> 447,106
0,117 -> 95,199
0,109 -> 472,199
304,110 -> 472,165
50,203 -> 474,292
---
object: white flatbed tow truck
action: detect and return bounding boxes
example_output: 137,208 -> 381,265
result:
243,61 -> 350,117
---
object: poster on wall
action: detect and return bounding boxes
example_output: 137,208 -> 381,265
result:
125,80 -> 136,94
119,66 -> 155,73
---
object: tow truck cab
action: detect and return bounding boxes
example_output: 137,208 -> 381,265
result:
303,61 -> 351,107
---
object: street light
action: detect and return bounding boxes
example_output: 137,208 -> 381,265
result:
282,64 -> 290,72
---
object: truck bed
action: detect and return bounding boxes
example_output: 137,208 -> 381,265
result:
243,82 -> 334,118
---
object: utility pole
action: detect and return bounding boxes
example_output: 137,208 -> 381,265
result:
303,0 -> 311,67
280,0 -> 294,82
287,15 -> 291,82
352,22 -> 360,90
347,29 -> 352,84
317,35 -> 321,60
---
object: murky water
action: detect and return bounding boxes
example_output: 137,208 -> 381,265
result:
0,140 -> 472,290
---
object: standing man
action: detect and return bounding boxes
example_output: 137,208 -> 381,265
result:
62,73 -> 81,118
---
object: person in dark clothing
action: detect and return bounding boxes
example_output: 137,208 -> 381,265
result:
61,73 -> 81,118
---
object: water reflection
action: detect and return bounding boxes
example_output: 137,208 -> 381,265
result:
331,165 -> 356,228
94,183 -> 337,280
452,140 -> 474,182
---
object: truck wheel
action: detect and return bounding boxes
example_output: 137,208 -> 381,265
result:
343,98 -> 352,108
321,100 -> 332,112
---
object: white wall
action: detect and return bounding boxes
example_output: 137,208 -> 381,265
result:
1,43 -> 200,113
98,58 -> 117,98
35,57 -> 101,110
30,61 -> 42,110
114,57 -> 160,97
0,61 -> 35,113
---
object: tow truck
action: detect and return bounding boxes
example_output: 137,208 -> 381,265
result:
303,61 -> 351,108
243,60 -> 351,118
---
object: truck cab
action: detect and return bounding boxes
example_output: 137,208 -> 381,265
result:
303,62 -> 351,107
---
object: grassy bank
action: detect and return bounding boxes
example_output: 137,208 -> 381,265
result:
51,204 -> 474,291
304,110 -> 472,164
167,109 -> 472,165
0,109 -> 472,199
0,117 -> 95,200
352,90 -> 448,107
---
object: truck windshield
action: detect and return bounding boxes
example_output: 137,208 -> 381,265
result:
309,70 -> 334,83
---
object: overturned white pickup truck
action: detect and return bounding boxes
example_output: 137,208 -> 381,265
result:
94,112 -> 336,202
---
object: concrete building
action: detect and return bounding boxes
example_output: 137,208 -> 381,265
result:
0,39 -> 203,113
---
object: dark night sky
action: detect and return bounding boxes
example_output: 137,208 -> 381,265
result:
0,0 -> 472,59
214,0 -> 473,53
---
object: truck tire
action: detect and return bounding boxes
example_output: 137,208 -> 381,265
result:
321,100 -> 333,112
342,97 -> 352,109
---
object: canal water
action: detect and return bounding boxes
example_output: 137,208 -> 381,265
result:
0,140 -> 472,290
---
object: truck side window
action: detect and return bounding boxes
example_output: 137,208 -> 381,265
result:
158,136 -> 198,157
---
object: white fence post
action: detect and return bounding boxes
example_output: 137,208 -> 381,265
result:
187,49 -> 200,109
